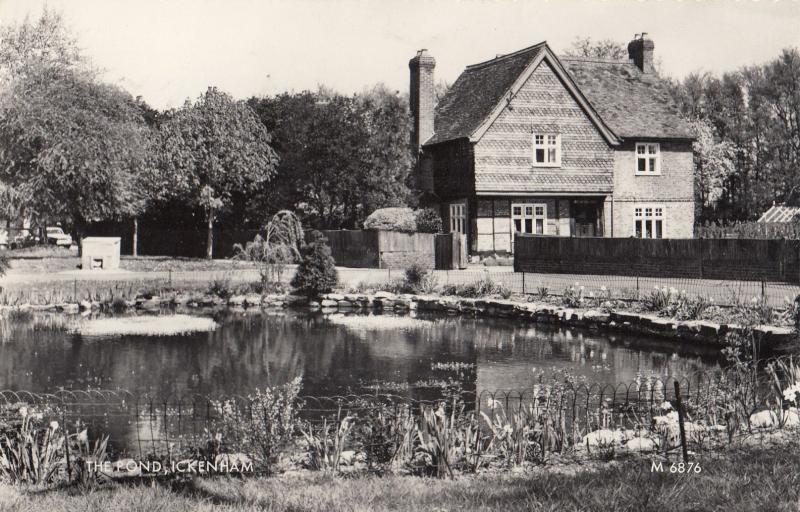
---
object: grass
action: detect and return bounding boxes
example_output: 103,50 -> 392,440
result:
2,445 -> 800,511
5,252 -> 257,274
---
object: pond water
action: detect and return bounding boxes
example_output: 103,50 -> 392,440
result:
0,309 -> 722,397
0,309 -> 729,457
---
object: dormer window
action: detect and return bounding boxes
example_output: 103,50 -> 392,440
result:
635,143 -> 660,175
533,134 -> 561,167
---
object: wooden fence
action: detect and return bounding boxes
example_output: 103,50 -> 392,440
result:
514,235 -> 800,283
319,230 -> 437,269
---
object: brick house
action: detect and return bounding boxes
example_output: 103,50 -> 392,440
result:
409,34 -> 695,255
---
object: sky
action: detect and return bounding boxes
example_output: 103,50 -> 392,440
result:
1,0 -> 799,109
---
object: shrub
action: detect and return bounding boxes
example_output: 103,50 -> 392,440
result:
206,274 -> 234,299
441,276 -> 510,299
291,231 -> 338,298
233,210 -> 303,292
0,251 -> 8,277
210,377 -> 303,473
562,283 -> 585,308
363,207 -> 416,232
403,261 -> 438,293
414,208 -> 443,234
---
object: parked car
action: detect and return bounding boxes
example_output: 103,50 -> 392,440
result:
46,227 -> 73,247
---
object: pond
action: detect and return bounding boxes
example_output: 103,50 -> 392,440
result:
0,309 -> 727,457
0,309 -> 722,397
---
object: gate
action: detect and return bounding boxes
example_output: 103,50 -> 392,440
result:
435,233 -> 467,270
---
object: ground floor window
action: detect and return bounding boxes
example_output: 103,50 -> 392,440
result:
449,203 -> 466,235
634,205 -> 664,238
511,203 -> 546,235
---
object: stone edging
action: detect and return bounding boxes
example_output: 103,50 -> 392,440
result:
1,290 -> 794,347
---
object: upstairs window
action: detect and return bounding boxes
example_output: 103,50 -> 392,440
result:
636,143 -> 660,175
634,205 -> 664,239
533,134 -> 561,166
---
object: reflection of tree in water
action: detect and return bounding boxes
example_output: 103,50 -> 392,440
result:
0,311 -> 722,401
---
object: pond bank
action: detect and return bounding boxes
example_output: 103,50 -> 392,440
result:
0,287 -> 795,349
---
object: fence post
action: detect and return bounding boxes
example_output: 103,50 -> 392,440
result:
761,279 -> 766,303
169,268 -> 173,287
73,279 -> 78,301
674,381 -> 689,463
522,271 -> 526,295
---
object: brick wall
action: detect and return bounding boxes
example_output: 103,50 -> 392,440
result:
612,140 -> 695,238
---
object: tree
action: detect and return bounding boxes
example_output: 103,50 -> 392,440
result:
157,87 -> 279,259
0,64 -> 154,238
0,7 -> 84,84
247,85 -> 413,229
233,210 -> 304,291
290,231 -> 338,298
692,119 -> 736,220
563,37 -> 628,60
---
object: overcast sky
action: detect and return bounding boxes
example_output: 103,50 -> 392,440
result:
1,0 -> 799,109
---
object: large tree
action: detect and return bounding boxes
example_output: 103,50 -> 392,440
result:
0,63 -> 154,238
157,87 -> 279,259
248,84 -> 412,229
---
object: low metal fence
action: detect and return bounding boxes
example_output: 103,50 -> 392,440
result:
2,357 -> 798,464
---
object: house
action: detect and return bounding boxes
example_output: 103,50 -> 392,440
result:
409,33 -> 695,256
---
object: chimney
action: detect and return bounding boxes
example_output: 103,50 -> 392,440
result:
627,33 -> 655,73
409,49 -> 436,154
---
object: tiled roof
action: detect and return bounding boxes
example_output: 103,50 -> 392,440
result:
476,171 -> 613,194
425,45 -> 695,146
426,43 -> 546,146
561,57 -> 694,140
758,205 -> 800,223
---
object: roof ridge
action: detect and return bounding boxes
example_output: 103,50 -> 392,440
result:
465,41 -> 546,71
559,56 -> 633,65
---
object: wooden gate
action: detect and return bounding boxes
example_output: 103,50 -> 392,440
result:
435,233 -> 467,270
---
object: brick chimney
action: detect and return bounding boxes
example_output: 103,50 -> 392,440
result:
409,49 -> 436,153
627,33 -> 655,73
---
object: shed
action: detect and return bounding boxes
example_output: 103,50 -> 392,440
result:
81,237 -> 121,270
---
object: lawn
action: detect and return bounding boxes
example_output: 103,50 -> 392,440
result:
2,445 -> 799,511
4,246 -> 256,274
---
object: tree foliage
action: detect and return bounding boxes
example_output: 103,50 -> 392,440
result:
248,84 -> 413,229
290,231 -> 338,298
563,37 -> 628,60
0,64 -> 153,230
156,87 -> 279,258
671,48 -> 800,221
0,7 -> 84,83
234,210 -> 304,291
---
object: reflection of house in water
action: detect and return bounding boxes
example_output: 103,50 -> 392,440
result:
475,325 -> 719,393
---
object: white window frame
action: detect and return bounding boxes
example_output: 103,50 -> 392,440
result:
633,204 -> 665,239
511,203 -> 547,235
635,142 -> 661,175
449,203 -> 466,235
532,133 -> 561,167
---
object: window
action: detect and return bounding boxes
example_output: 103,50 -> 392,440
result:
533,134 -> 561,166
634,205 -> 664,238
449,203 -> 466,235
512,203 -> 547,235
635,143 -> 660,174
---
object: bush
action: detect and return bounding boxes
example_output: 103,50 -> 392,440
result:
0,251 -> 8,277
402,261 -> 439,294
207,274 -> 234,299
363,207 -> 417,232
441,276 -> 511,299
291,231 -> 338,298
414,208 -> 443,234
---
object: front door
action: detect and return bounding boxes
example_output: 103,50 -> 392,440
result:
572,200 -> 602,237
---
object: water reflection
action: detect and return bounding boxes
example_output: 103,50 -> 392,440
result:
0,309 -> 722,398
